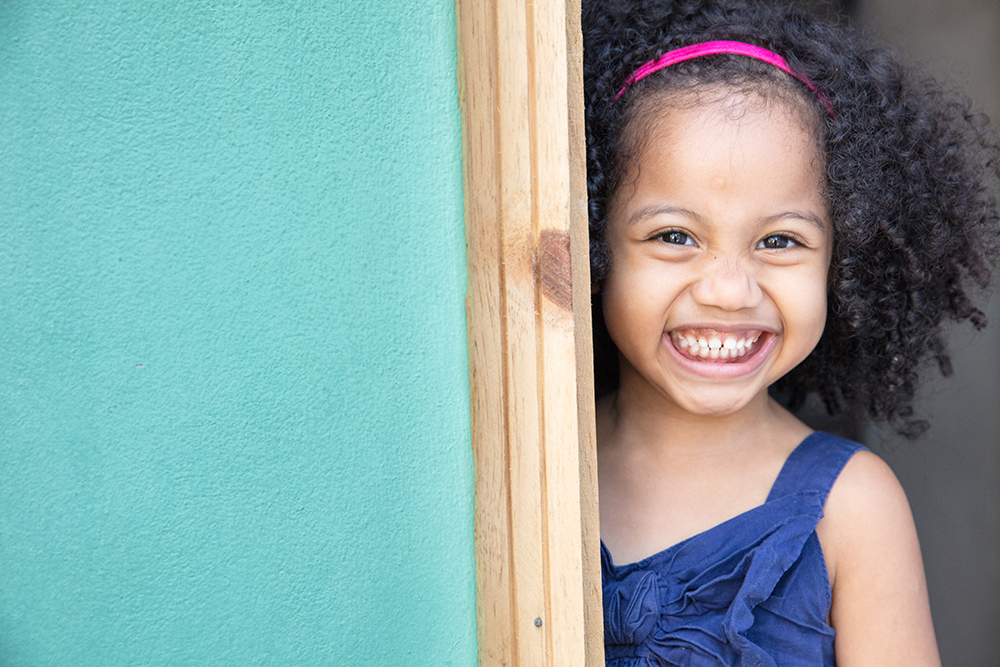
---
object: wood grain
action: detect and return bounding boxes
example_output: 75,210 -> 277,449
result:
456,0 -> 602,663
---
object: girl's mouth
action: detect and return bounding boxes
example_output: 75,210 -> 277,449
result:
667,329 -> 766,363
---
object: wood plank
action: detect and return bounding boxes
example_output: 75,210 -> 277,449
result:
457,0 -> 602,663
564,0 -> 605,662
457,0 -> 512,663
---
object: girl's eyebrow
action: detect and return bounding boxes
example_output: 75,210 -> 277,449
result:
627,205 -> 827,231
626,204 -> 702,227
763,211 -> 828,230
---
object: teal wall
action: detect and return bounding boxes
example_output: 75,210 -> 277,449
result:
0,2 -> 476,665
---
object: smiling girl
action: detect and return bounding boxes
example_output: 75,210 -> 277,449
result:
584,1 -> 1000,665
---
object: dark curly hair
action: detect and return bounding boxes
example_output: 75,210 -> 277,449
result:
585,0 -> 1000,437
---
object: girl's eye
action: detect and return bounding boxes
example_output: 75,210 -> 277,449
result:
657,231 -> 695,246
757,234 -> 798,250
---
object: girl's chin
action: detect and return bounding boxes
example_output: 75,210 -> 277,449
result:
616,364 -> 772,420
664,389 -> 766,420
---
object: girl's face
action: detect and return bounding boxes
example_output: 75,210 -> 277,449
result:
602,93 -> 832,418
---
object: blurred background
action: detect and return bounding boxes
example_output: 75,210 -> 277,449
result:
801,1 -> 1000,664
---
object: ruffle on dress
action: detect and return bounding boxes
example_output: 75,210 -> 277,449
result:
603,492 -> 826,666
602,432 -> 861,667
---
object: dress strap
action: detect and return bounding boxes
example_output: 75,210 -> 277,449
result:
766,432 -> 867,504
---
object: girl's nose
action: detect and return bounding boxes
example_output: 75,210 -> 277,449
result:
690,256 -> 763,311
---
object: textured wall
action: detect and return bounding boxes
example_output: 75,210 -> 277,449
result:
0,2 -> 475,665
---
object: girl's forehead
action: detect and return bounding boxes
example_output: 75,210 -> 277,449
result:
621,89 -> 826,188
612,92 -> 830,228
626,86 -> 823,159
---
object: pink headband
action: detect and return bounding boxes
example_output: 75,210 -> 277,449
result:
615,40 -> 835,118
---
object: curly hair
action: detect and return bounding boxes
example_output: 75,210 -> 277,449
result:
584,0 -> 1000,437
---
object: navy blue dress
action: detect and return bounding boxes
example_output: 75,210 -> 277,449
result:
602,432 -> 865,666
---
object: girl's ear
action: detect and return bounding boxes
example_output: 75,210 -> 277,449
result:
591,281 -> 601,295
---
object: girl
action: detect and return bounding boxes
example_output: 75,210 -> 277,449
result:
584,1 -> 1000,665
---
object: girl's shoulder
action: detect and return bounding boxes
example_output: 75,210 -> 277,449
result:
819,448 -> 913,586
817,449 -> 941,666
824,448 -> 903,516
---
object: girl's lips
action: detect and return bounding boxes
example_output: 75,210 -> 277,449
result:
662,328 -> 776,378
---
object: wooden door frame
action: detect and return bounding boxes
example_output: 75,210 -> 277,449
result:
456,0 -> 602,664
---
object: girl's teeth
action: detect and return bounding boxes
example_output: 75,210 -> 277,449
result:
670,330 -> 763,362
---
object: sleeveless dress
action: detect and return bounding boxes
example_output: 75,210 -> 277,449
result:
602,432 -> 865,667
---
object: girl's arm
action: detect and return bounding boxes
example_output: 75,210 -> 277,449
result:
819,450 -> 942,667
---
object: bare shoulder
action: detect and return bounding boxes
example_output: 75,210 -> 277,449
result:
817,449 -> 941,667
823,450 -> 910,537
819,449 -> 917,587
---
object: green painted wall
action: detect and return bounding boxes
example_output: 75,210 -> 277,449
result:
0,2 -> 476,665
